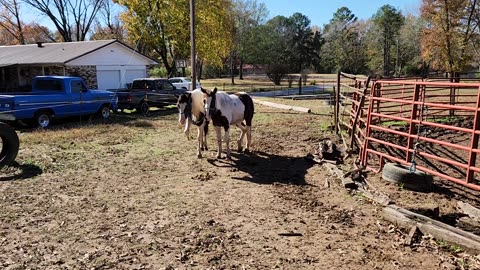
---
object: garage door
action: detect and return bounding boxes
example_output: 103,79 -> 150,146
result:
97,70 -> 121,90
125,69 -> 146,83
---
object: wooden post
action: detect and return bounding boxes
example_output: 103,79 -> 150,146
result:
190,0 -> 196,91
350,77 -> 371,149
298,77 -> 302,95
335,71 -> 341,134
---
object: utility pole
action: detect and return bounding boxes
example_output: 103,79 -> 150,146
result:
190,0 -> 196,90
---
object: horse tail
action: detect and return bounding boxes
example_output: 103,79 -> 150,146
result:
237,93 -> 254,127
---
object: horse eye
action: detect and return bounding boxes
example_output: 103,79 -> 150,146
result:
203,100 -> 206,104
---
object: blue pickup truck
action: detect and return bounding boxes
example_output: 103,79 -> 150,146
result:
0,76 -> 117,128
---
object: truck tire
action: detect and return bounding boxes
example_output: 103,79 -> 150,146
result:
0,122 -> 19,168
382,163 -> 433,192
98,104 -> 111,119
34,111 -> 52,128
137,102 -> 149,116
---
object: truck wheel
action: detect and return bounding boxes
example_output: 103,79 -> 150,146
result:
0,122 -> 19,168
98,104 -> 111,119
137,102 -> 149,116
382,163 -> 433,192
35,111 -> 52,128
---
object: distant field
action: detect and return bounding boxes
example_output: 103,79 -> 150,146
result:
200,74 -> 337,93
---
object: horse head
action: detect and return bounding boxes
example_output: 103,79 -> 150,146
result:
176,92 -> 192,125
201,87 -> 217,121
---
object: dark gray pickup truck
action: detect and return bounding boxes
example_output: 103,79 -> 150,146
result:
115,78 -> 187,114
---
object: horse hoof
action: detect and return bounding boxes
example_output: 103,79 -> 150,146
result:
243,149 -> 250,154
197,154 -> 202,159
216,154 -> 223,159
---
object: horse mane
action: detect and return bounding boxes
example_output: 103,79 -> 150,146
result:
190,89 -> 205,120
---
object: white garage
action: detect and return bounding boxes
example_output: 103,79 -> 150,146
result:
0,40 -> 158,92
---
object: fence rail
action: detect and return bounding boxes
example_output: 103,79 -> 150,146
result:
336,72 -> 480,191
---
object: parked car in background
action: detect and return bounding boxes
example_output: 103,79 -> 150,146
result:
115,78 -> 187,115
168,77 -> 201,90
0,76 -> 117,128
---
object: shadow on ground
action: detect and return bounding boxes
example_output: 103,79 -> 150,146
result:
207,150 -> 314,186
0,162 -> 43,181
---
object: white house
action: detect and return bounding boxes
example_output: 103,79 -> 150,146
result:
0,39 -> 158,92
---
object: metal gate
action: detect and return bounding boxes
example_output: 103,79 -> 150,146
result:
338,74 -> 480,191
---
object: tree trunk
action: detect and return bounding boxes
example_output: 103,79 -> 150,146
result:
239,58 -> 244,80
197,59 -> 203,81
231,52 -> 235,85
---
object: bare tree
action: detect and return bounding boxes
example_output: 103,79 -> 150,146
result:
23,0 -> 106,42
90,0 -> 126,41
0,0 -> 25,44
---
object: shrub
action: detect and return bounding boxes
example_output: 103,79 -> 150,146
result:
266,64 -> 289,85
149,66 -> 168,78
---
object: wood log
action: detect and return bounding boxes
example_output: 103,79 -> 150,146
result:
323,163 -> 357,189
404,226 -> 420,246
253,99 -> 311,113
382,205 -> 480,252
457,201 -> 480,222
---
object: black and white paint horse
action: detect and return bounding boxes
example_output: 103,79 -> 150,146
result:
202,88 -> 254,159
177,89 -> 209,158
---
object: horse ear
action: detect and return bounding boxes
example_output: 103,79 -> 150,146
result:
213,87 -> 217,94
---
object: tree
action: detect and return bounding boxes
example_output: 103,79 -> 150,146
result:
397,15 -> 423,75
231,0 -> 268,80
90,1 -> 127,41
23,0 -> 106,42
0,0 -> 25,44
285,12 -> 321,73
321,7 -> 367,73
420,0 -> 479,75
372,5 -> 404,76
117,0 -> 233,77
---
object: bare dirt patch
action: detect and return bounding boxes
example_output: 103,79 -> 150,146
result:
1,103 -> 479,269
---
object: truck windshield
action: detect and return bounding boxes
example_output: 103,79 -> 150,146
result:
34,79 -> 64,91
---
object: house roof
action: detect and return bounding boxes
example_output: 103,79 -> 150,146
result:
0,39 -> 158,66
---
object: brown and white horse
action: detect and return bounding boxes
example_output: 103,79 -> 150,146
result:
176,89 -> 209,158
202,88 -> 254,159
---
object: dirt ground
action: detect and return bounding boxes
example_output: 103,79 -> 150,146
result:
1,99 -> 479,269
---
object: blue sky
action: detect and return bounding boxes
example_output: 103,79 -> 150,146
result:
259,0 -> 421,27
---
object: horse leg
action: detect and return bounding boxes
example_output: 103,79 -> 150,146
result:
203,121 -> 209,151
224,127 -> 231,159
184,119 -> 192,140
196,126 -> 202,158
215,126 -> 223,159
235,123 -> 247,152
246,125 -> 252,152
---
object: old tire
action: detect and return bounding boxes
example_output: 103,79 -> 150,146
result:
382,163 -> 433,192
34,111 -> 52,128
0,122 -> 19,168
